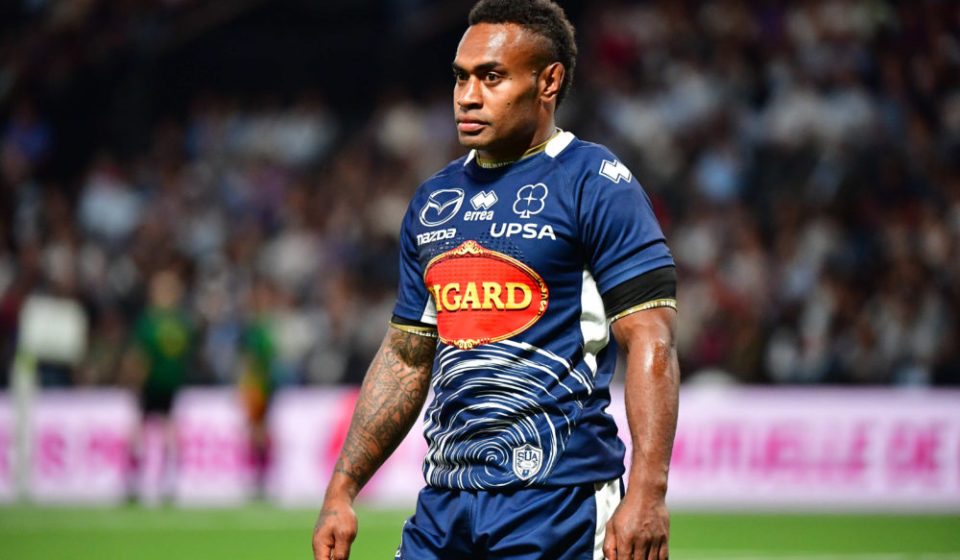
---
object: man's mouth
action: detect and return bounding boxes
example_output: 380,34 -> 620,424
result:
457,118 -> 487,133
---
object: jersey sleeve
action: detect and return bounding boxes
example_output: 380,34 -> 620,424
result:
578,156 -> 675,297
391,199 -> 438,327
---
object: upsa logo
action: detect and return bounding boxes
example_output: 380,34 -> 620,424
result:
424,240 -> 548,349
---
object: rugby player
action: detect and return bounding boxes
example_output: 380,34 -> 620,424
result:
313,1 -> 679,558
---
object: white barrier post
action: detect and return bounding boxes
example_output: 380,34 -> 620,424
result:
11,352 -> 36,502
16,295 -> 89,503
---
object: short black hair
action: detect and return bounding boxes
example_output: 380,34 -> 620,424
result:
468,0 -> 577,107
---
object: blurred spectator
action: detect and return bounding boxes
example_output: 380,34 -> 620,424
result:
238,279 -> 278,480
78,154 -> 142,247
2,98 -> 51,168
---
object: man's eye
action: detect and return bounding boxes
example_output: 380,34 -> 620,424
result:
484,73 -> 502,83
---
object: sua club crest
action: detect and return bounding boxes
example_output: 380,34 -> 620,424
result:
512,444 -> 543,480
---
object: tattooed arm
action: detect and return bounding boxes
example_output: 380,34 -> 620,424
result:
312,326 -> 436,560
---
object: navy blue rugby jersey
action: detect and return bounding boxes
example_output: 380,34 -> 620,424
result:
392,131 -> 675,490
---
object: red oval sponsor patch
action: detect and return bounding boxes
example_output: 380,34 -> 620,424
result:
424,240 -> 548,349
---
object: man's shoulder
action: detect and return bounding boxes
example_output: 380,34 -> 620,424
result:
550,135 -> 627,181
554,137 -> 619,165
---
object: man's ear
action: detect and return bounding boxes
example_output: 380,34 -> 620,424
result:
539,62 -> 564,103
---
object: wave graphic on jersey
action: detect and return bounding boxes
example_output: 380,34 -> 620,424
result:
422,340 -> 596,489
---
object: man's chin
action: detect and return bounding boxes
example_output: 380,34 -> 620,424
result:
457,131 -> 490,150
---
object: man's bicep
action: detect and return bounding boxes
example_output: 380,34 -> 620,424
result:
331,325 -> 436,492
384,324 -> 438,373
610,306 -> 677,354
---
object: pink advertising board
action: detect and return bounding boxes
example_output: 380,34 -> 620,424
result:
27,390 -> 137,504
0,387 -> 957,510
660,387 -> 960,511
267,387 -> 960,511
0,388 -> 256,505
171,389 -> 256,506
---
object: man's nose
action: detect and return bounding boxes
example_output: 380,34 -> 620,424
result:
457,77 -> 482,109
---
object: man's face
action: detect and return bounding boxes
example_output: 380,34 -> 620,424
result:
452,23 -> 545,157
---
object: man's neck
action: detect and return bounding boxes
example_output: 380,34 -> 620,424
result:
476,123 -> 560,169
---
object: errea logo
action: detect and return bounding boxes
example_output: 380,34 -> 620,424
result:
465,190 -> 497,221
471,190 -> 498,210
599,159 -> 632,184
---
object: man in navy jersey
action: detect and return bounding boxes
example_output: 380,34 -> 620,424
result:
313,1 -> 679,559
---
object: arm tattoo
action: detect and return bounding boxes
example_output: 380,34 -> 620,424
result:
334,328 -> 435,492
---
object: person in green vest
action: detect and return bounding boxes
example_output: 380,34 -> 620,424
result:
122,268 -> 195,504
126,269 -> 195,415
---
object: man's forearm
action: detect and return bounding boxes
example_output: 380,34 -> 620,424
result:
625,342 -> 678,495
615,308 -> 680,497
327,327 -> 435,500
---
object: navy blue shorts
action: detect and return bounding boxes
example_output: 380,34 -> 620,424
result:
396,479 -> 622,560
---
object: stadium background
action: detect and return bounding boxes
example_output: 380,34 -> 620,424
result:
0,0 -> 958,558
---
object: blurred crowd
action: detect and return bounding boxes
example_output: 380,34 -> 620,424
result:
1,0 -> 959,412
576,0 -> 960,387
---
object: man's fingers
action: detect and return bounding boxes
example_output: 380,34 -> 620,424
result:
312,530 -> 333,560
640,535 -> 668,560
616,528 -> 634,560
603,521 -> 617,560
331,540 -> 349,560
331,527 -> 354,560
643,539 -> 657,560
657,537 -> 669,560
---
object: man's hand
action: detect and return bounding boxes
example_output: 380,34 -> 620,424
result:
312,495 -> 358,560
603,491 -> 669,560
